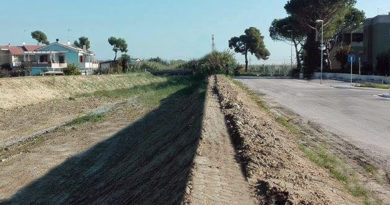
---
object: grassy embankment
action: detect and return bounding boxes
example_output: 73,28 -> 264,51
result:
228,77 -> 382,205
0,72 -> 168,110
356,82 -> 390,89
65,74 -> 205,126
2,73 -> 207,204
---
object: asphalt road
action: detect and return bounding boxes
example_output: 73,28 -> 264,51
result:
237,77 -> 390,162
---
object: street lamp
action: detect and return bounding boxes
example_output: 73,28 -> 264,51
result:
316,19 -> 324,84
287,30 -> 293,72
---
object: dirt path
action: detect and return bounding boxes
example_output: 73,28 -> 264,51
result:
185,78 -> 255,205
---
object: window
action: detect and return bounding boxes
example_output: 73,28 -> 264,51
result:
39,55 -> 48,63
59,55 -> 65,63
79,56 -> 84,63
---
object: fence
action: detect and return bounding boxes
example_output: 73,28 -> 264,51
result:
313,72 -> 390,84
247,64 -> 293,76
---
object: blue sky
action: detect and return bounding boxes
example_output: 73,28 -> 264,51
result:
0,0 -> 389,64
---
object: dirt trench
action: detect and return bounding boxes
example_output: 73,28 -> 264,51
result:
184,77 -> 256,204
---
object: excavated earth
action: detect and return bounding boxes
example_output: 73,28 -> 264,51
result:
212,75 -> 361,204
0,74 -> 377,204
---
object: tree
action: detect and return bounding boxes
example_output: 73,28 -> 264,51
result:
229,27 -> 270,72
335,46 -> 351,70
31,30 -> 49,45
108,37 -> 128,61
270,16 -> 305,70
74,36 -> 91,50
119,54 -> 131,73
284,0 -> 360,76
326,8 -> 365,69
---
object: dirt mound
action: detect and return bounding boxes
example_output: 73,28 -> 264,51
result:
214,75 -> 359,204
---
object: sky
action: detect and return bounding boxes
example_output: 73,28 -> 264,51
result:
0,0 -> 389,64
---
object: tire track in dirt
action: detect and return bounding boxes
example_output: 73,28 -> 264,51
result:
185,77 -> 255,205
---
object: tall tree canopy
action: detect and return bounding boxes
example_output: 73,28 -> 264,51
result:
108,37 -> 128,61
229,27 -> 270,72
119,54 -> 131,73
31,30 -> 49,45
284,0 -> 363,76
74,36 -> 91,50
269,16 -> 305,69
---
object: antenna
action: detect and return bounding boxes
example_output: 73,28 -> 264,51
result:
211,34 -> 216,51
67,28 -> 71,43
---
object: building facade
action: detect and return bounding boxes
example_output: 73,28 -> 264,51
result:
26,42 -> 99,75
364,13 -> 390,71
0,45 -> 42,68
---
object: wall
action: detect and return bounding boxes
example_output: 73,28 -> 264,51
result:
0,50 -> 11,66
364,15 -> 390,71
39,44 -> 79,65
313,72 -> 390,84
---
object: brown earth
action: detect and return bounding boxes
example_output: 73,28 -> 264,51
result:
0,81 -> 206,204
0,73 -> 166,110
184,78 -> 256,205
213,75 -> 361,204
0,74 -> 383,204
0,96 -> 118,148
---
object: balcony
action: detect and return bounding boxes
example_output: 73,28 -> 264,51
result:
28,62 -> 67,69
351,41 -> 363,48
83,62 -> 99,69
11,62 -> 22,67
51,63 -> 68,69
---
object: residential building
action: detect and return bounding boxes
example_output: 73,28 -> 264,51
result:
364,13 -> 390,71
25,41 -> 99,76
0,45 -> 42,68
343,27 -> 364,58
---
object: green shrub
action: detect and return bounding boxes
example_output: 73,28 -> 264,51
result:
0,69 -> 9,78
133,59 -> 186,71
183,50 -> 237,77
63,64 -> 81,75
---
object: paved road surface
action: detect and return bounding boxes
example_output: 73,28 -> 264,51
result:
237,77 -> 390,162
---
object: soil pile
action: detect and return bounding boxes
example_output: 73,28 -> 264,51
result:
214,75 -> 359,204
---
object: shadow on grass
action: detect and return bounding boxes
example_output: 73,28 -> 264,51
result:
2,79 -> 207,205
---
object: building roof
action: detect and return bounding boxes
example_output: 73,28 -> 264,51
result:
0,45 -> 43,55
23,45 -> 43,51
8,46 -> 25,55
365,14 -> 390,25
39,42 -> 94,55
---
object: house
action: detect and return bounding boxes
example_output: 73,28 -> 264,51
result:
364,13 -> 390,71
0,45 -> 42,68
25,40 -> 99,76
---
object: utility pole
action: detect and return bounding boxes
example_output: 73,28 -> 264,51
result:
211,34 -> 216,52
